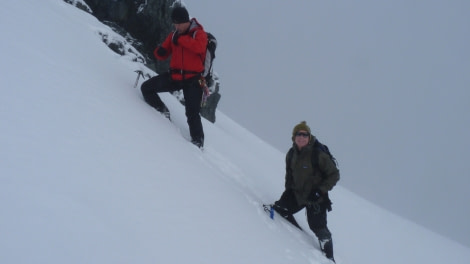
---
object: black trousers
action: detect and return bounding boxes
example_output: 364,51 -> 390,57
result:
141,72 -> 204,141
273,189 -> 334,260
273,189 -> 331,239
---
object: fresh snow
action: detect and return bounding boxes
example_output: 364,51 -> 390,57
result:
188,0 -> 470,249
1,1 -> 469,264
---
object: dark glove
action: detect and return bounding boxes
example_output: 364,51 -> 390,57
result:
308,189 -> 324,203
172,32 -> 180,45
156,46 -> 167,57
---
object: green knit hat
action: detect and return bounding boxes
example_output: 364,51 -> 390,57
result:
292,121 -> 312,142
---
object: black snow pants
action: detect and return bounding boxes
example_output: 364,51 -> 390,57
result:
273,189 -> 335,261
141,72 -> 204,142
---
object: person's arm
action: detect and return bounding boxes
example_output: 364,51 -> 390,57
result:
178,30 -> 207,54
317,151 -> 340,193
153,33 -> 173,60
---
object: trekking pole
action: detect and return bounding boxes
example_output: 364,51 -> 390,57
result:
133,70 -> 144,88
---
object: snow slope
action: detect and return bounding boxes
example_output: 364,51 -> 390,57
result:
1,1 -> 469,263
188,0 -> 470,248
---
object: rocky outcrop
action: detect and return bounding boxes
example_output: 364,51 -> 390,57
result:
82,0 -> 174,73
67,0 -> 221,123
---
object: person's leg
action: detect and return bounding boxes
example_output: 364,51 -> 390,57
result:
141,73 -> 173,115
272,189 -> 304,230
182,80 -> 204,146
306,204 -> 335,262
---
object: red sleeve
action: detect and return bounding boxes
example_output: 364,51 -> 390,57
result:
153,33 -> 173,60
178,30 -> 207,54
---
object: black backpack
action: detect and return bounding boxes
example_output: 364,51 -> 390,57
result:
287,139 -> 338,170
313,139 -> 338,167
203,32 -> 217,83
192,31 -> 217,85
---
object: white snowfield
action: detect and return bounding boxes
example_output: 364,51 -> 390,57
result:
1,1 -> 469,264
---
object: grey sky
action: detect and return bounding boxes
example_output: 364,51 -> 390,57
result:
187,0 -> 470,247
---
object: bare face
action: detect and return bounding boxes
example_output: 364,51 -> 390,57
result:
294,130 -> 310,149
174,22 -> 190,34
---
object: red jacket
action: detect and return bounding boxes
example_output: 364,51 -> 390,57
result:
154,18 -> 208,81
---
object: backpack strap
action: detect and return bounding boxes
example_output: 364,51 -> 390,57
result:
286,146 -> 319,171
314,139 -> 338,166
169,68 -> 202,75
190,30 -> 208,72
311,147 -> 320,169
286,148 -> 294,167
285,148 -> 294,189
287,142 -> 334,170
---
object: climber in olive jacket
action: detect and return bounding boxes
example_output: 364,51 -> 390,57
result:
285,134 -> 340,206
272,121 -> 339,262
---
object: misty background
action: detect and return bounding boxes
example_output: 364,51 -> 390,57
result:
183,0 -> 470,247
2,1 -> 470,263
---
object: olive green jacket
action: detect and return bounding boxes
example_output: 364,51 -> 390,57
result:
285,137 -> 340,205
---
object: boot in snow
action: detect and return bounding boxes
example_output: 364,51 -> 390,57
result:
319,238 -> 335,262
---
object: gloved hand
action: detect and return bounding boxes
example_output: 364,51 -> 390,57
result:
308,189 -> 324,203
172,32 -> 180,45
156,46 -> 167,57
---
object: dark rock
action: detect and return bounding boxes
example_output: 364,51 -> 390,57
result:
82,0 -> 173,73
67,0 -> 221,123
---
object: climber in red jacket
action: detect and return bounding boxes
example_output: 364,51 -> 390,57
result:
141,5 -> 207,148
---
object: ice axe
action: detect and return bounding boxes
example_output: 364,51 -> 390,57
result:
133,70 -> 144,88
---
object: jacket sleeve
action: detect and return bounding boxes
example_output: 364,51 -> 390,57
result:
178,30 -> 207,54
153,33 -> 173,60
317,151 -> 340,193
284,149 -> 294,189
